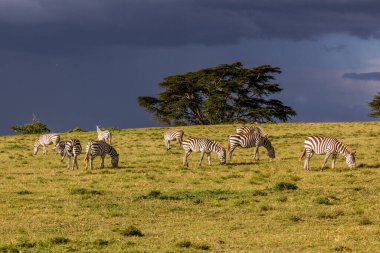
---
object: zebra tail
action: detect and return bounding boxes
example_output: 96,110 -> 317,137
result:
300,148 -> 306,160
84,141 -> 91,163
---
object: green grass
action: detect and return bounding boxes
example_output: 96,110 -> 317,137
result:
0,122 -> 379,252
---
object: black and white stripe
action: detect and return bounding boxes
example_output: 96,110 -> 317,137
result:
85,140 -> 119,169
56,139 -> 82,170
164,129 -> 184,151
300,136 -> 356,171
228,133 -> 275,161
96,125 -> 112,144
236,125 -> 267,136
33,133 -> 61,155
182,137 -> 226,167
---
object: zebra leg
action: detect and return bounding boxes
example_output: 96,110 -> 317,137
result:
183,150 -> 191,167
304,151 -> 314,171
177,137 -> 182,147
89,157 -> 94,170
227,146 -> 235,161
254,146 -> 259,160
321,153 -> 331,171
100,155 -> 106,168
331,154 -> 337,169
199,150 -> 205,166
43,145 -> 47,155
67,156 -> 70,170
207,152 -> 211,166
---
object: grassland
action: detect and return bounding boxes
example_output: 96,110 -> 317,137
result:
0,122 -> 379,252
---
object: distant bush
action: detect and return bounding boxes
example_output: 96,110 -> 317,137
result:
67,127 -> 86,133
11,122 -> 50,135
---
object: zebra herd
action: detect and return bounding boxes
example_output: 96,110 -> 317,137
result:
33,124 -> 356,171
33,126 -> 119,170
165,125 -> 356,171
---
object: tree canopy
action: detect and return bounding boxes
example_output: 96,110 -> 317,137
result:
369,92 -> 380,117
11,114 -> 50,135
138,62 -> 296,125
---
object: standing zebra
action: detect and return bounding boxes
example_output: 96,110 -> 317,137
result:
33,133 -> 61,155
84,140 -> 119,169
96,125 -> 112,144
182,137 -> 226,167
164,129 -> 184,152
300,136 -> 356,171
228,132 -> 275,161
236,125 -> 267,136
55,139 -> 82,170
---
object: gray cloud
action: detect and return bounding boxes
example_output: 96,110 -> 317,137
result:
1,0 -> 380,54
343,72 -> 380,81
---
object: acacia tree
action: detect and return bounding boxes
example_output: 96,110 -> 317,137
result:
369,93 -> 380,117
138,62 -> 296,125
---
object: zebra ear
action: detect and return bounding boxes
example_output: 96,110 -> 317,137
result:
351,151 -> 356,155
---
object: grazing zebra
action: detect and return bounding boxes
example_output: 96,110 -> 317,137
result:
182,137 -> 226,167
33,133 -> 60,155
300,136 -> 356,171
228,132 -> 275,161
84,140 -> 119,169
164,129 -> 184,151
96,125 -> 112,144
55,139 -> 82,170
236,125 -> 267,136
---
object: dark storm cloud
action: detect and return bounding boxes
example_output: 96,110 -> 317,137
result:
1,0 -> 380,53
343,72 -> 380,81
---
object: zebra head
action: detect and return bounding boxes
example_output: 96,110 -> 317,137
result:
33,141 -> 40,155
55,141 -> 66,157
263,137 -> 275,160
345,151 -> 356,169
111,153 -> 119,168
217,148 -> 226,164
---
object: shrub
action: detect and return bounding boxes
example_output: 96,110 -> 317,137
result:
49,237 -> 70,245
70,188 -> 102,195
274,182 -> 298,191
16,190 -> 32,195
359,218 -> 373,225
120,226 -> 144,237
176,240 -> 192,248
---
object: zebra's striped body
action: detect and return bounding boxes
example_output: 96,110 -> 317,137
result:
56,139 -> 82,170
236,125 -> 267,136
164,129 -> 184,151
96,125 -> 112,144
33,133 -> 60,155
228,133 -> 275,161
182,137 -> 226,167
85,140 -> 119,169
300,136 -> 356,171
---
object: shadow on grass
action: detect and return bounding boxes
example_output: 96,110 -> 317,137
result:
357,163 -> 380,169
226,161 -> 258,166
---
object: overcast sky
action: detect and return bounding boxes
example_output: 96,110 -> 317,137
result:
1,0 -> 380,135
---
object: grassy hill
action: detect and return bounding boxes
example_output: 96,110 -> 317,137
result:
0,122 -> 379,252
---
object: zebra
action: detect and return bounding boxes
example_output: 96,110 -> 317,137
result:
96,125 -> 112,144
227,132 -> 275,161
84,140 -> 119,169
182,137 -> 226,167
55,139 -> 82,170
300,136 -> 356,171
236,125 -> 267,137
33,133 -> 60,155
164,129 -> 184,152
